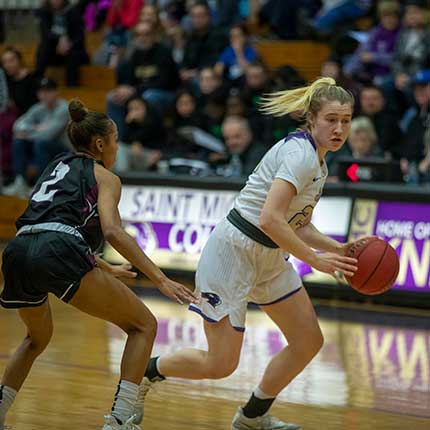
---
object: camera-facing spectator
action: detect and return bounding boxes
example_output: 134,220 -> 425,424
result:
115,96 -> 166,172
35,0 -> 89,87
3,78 -> 69,197
358,85 -> 401,156
180,1 -> 228,83
392,0 -> 430,91
195,66 -> 224,109
344,0 -> 401,85
398,70 -> 430,183
140,3 -> 164,40
107,21 -> 179,139
210,115 -> 266,178
347,116 -> 382,159
214,24 -> 257,83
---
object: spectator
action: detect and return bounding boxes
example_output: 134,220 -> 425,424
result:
328,116 -> 382,177
312,0 -> 372,35
344,0 -> 401,85
211,115 -> 266,177
140,3 -> 164,40
3,78 -> 69,197
107,21 -> 179,138
259,0 -> 320,40
215,0 -> 249,28
168,89 -> 212,159
93,0 -> 143,66
2,47 -> 39,114
214,23 -> 257,83
398,70 -> 430,183
240,60 -> 272,113
359,85 -> 401,156
180,1 -> 228,83
195,66 -> 223,109
321,58 -> 360,110
115,96 -> 166,172
347,116 -> 382,159
1,47 -> 39,181
173,88 -> 208,129
204,88 -> 226,140
35,0 -> 89,87
392,0 -> 430,92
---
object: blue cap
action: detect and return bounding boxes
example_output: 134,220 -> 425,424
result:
412,70 -> 430,85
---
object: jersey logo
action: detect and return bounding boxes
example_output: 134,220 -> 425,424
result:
201,292 -> 222,308
312,176 -> 321,182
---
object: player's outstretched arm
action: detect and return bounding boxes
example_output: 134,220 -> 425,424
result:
95,165 -> 198,305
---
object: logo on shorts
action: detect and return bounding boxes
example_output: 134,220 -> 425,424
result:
201,292 -> 222,308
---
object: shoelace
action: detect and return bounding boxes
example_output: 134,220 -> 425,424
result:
124,414 -> 141,429
103,414 -> 140,429
136,378 -> 156,405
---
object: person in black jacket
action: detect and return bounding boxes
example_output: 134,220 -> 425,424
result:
180,1 -> 228,83
115,96 -> 167,172
35,0 -> 89,87
107,20 -> 179,139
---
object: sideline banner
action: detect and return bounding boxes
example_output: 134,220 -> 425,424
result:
104,185 -> 352,273
348,199 -> 430,293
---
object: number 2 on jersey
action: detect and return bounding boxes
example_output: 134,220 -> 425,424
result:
32,161 -> 71,203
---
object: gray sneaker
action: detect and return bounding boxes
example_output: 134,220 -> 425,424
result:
132,376 -> 163,425
102,414 -> 141,430
231,407 -> 302,430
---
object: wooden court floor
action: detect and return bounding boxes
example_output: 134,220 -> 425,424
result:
1,292 -> 429,430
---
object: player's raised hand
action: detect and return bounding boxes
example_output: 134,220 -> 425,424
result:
157,278 -> 199,305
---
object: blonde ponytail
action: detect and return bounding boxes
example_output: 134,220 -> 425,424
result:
259,77 -> 353,117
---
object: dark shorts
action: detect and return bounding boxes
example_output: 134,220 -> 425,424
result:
1,231 -> 96,309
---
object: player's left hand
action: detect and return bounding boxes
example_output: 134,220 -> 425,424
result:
110,263 -> 137,279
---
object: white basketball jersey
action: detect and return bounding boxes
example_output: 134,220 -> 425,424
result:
235,131 -> 327,231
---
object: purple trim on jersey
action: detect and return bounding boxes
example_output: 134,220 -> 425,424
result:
284,131 -> 316,150
188,305 -> 246,333
249,286 -> 302,306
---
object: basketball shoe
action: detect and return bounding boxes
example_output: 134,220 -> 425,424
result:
132,376 -> 163,424
231,407 -> 302,430
102,414 -> 141,430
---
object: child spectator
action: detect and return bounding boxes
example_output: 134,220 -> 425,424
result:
344,0 -> 401,85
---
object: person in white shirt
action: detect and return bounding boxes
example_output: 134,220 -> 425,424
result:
135,77 -> 358,430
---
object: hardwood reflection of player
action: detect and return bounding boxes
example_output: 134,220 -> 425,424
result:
0,298 -> 428,430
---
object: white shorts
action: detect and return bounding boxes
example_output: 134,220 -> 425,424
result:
190,218 -> 302,331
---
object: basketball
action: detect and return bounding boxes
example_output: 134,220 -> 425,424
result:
345,236 -> 400,295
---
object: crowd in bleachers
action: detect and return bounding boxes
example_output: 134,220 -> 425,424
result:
1,0 -> 430,197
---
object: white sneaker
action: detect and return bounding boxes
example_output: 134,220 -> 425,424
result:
2,176 -> 30,198
231,407 -> 302,430
102,414 -> 141,430
132,376 -> 162,425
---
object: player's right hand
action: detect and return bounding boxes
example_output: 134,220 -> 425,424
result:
157,278 -> 199,305
312,253 -> 358,280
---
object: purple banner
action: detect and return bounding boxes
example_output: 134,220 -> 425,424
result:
349,200 -> 430,293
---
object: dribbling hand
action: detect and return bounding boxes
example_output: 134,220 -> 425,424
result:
312,252 -> 358,282
157,278 -> 199,305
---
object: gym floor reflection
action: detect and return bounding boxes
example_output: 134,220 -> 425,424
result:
1,293 -> 429,429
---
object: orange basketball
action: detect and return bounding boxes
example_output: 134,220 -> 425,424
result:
345,236 -> 399,295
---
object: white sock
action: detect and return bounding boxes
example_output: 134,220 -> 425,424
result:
111,380 -> 139,424
0,385 -> 17,426
254,386 -> 275,400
